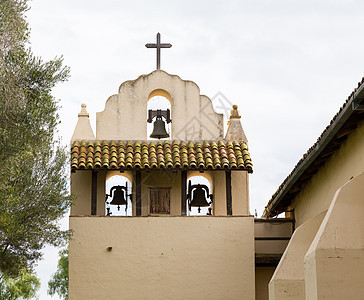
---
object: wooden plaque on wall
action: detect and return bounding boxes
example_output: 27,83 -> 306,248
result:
149,188 -> 170,214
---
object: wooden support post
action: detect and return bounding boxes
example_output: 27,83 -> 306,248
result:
91,170 -> 97,215
136,170 -> 142,216
181,170 -> 187,216
225,170 -> 232,215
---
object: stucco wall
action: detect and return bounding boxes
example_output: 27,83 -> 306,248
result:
304,172 -> 364,300
212,171 -> 226,216
269,211 -> 326,300
232,171 -> 249,215
69,216 -> 255,300
211,171 -> 250,216
254,221 -> 292,254
71,171 -> 92,215
292,119 -> 364,226
71,171 -> 106,216
96,70 -> 224,141
256,267 -> 275,300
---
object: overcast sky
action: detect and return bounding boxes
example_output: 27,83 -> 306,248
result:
25,0 -> 364,298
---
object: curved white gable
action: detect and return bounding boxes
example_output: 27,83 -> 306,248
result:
96,70 -> 223,140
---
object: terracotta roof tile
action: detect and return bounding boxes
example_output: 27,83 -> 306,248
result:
71,140 -> 253,172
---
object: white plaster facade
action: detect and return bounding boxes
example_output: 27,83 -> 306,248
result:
93,70 -> 224,141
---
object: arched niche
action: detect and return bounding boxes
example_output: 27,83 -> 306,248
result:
106,170 -> 133,182
148,89 -> 172,104
187,171 -> 213,216
147,89 -> 172,140
187,171 -> 213,189
105,171 -> 133,216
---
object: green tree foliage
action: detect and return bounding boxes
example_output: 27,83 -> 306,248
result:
0,269 -> 40,299
48,248 -> 68,300
0,0 -> 74,278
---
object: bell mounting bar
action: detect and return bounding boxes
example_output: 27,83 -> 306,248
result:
147,109 -> 171,123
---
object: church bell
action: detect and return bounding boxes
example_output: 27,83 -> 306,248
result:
106,184 -> 129,212
190,185 -> 210,208
147,109 -> 171,139
150,116 -> 169,139
110,186 -> 127,207
188,181 -> 213,213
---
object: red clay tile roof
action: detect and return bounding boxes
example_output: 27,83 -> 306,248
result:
71,140 -> 253,172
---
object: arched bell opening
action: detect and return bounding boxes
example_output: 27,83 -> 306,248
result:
105,174 -> 132,216
187,173 -> 213,216
147,89 -> 172,140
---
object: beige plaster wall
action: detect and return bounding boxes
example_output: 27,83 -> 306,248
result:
256,267 -> 275,300
304,172 -> 364,300
97,171 -> 106,215
268,211 -> 326,300
254,221 -> 293,238
96,70 -> 224,141
69,216 -> 255,300
254,221 -> 292,254
212,171 -> 227,216
232,171 -> 249,215
71,171 -> 106,216
292,120 -> 364,226
71,171 -> 92,215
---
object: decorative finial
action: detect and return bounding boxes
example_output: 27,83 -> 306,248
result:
145,33 -> 172,70
230,105 -> 241,119
78,103 -> 89,117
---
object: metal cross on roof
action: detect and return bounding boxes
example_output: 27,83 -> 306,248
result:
145,33 -> 172,70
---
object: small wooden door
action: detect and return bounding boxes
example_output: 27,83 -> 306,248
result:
149,188 -> 170,214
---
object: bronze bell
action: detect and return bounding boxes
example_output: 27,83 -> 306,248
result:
150,116 -> 169,139
188,182 -> 212,213
190,185 -> 210,208
109,186 -> 128,211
